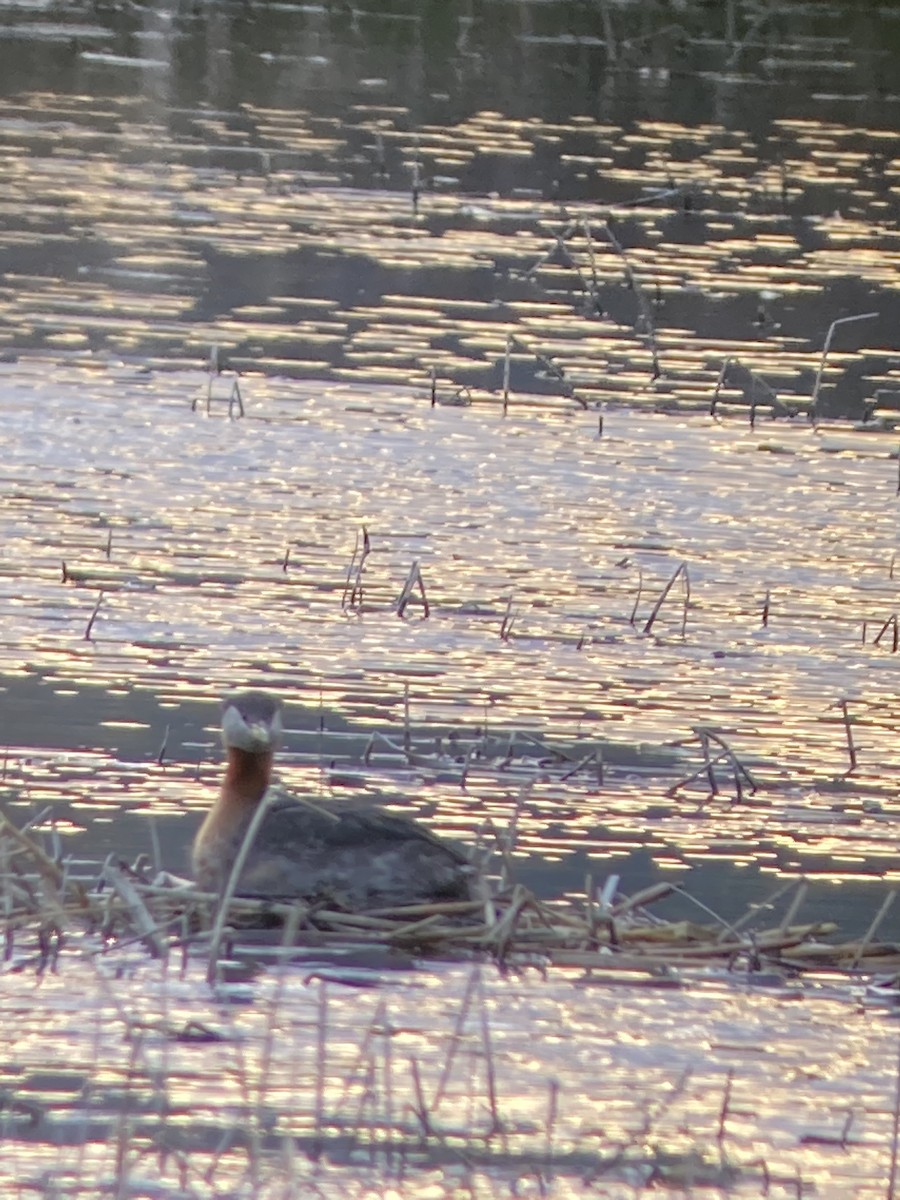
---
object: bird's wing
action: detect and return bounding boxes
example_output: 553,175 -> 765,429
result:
255,791 -> 469,863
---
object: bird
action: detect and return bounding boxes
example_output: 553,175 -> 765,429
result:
192,689 -> 472,910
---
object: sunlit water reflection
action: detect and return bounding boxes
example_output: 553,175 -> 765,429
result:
1,362 -> 900,922
0,3 -> 899,1193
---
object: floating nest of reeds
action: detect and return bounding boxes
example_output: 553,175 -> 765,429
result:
2,809 -> 898,980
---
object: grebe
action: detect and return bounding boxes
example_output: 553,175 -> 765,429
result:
192,690 -> 471,909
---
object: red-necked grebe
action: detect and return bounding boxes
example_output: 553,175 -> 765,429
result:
192,690 -> 471,909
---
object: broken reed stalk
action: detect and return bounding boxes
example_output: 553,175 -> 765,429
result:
695,727 -> 758,795
642,562 -> 689,636
717,1069 -> 734,1145
84,591 -> 104,641
580,219 -> 603,312
228,378 -> 244,419
777,880 -> 808,936
712,356 -> 784,421
502,333 -> 512,415
396,560 -> 429,618
499,594 -> 516,641
810,311 -> 878,424
313,980 -> 328,1159
476,968 -> 503,1135
697,730 -> 718,796
874,614 -> 899,653
602,219 -> 661,379
850,889 -> 895,970
511,333 -> 584,409
888,1034 -> 900,1200
101,861 -> 168,960
206,788 -> 284,986
628,563 -> 644,626
342,526 -> 370,610
525,220 -> 578,279
837,698 -> 857,773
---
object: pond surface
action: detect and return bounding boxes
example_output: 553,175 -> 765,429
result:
1,1 -> 900,1195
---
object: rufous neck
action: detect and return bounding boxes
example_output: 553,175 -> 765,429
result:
221,747 -> 273,806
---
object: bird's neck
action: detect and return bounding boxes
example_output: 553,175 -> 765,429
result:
220,747 -> 273,808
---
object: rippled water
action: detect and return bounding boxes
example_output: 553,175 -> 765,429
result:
3,360 -> 900,905
1,2 -> 900,1195
1,953 -> 898,1198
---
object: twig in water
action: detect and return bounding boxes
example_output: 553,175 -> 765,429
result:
104,529 -> 112,561
157,724 -> 169,766
84,591 -> 105,641
811,311 -> 878,424
282,545 -> 291,573
762,589 -> 770,627
430,365 -> 437,407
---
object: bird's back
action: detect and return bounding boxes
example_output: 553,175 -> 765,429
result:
194,793 -> 472,909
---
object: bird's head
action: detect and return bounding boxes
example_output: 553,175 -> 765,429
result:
221,690 -> 283,754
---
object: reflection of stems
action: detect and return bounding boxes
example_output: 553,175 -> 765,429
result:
603,221 -> 660,379
598,0 -> 617,63
811,312 -> 878,422
712,355 -> 781,420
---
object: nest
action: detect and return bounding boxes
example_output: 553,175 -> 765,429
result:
1,809 -> 898,981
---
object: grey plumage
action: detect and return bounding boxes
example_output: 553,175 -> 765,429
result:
192,690 -> 472,909
196,792 -> 472,908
